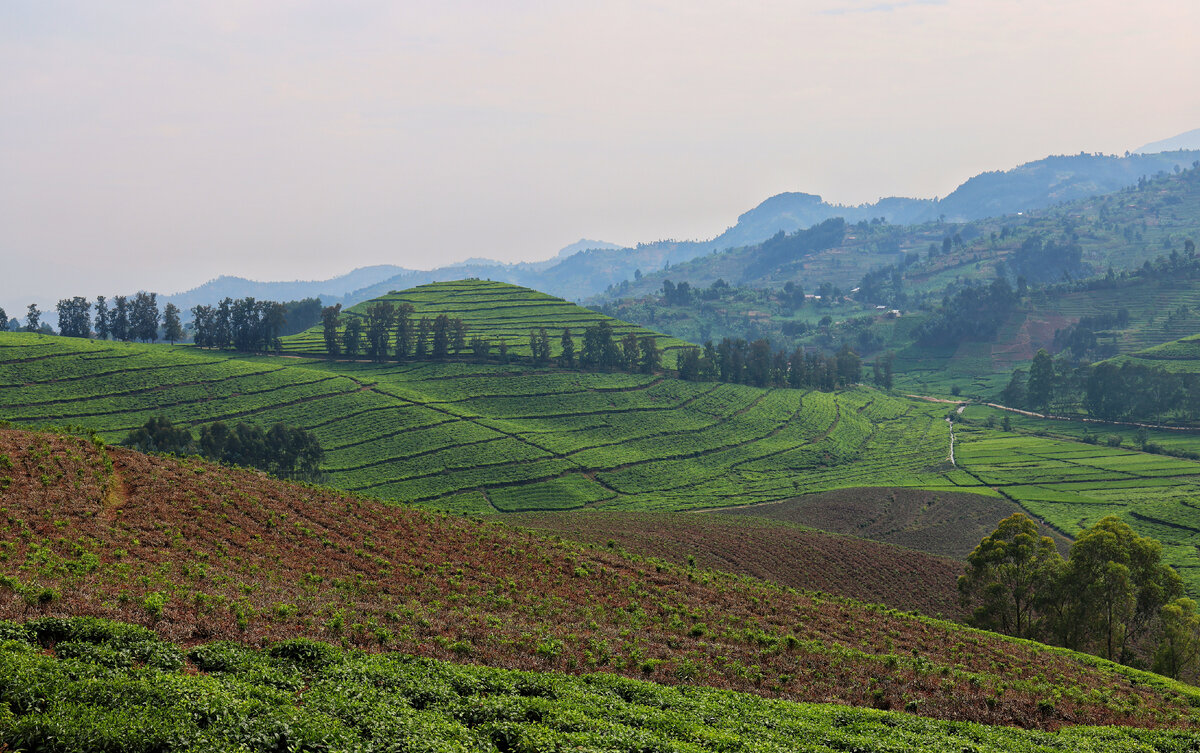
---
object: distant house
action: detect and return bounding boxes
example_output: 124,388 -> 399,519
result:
886,309 -> 902,318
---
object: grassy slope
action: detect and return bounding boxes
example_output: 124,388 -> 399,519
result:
2,428 -> 1199,733
5,622 -> 1200,752
0,330 -> 961,514
4,313 -> 1200,590
280,278 -> 695,366
499,510 -> 968,620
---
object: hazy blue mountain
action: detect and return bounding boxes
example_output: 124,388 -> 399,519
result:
164,150 -> 1200,313
164,265 -> 415,313
1134,128 -> 1200,154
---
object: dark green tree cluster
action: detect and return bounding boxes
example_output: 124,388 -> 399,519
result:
914,278 -> 1018,347
55,297 -> 92,338
677,339 -> 860,390
959,514 -> 1192,676
124,415 -> 323,481
191,297 -> 286,352
320,303 -> 472,363
1052,310 -> 1129,360
1001,349 -> 1200,424
0,307 -> 8,331
1010,234 -> 1085,284
90,292 -> 160,342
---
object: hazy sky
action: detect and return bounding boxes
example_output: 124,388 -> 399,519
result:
3,0 -> 1199,310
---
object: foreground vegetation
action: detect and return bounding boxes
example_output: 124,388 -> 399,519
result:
2,428 -> 1199,730
4,616 -> 1200,752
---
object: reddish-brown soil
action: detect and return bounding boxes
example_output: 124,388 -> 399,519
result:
719,487 -> 1072,559
0,428 -> 1193,730
501,511 -> 967,620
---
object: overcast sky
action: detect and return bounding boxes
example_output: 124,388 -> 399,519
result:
3,0 -> 1199,310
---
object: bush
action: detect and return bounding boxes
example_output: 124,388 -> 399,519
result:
268,638 -> 340,669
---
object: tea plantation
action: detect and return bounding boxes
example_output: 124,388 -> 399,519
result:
2,617 -> 1199,752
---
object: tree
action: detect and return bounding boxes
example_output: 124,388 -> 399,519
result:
958,513 -> 1062,639
414,317 -> 431,358
0,307 -> 7,332
638,336 -> 661,374
393,304 -> 414,360
619,332 -> 639,372
94,296 -> 110,340
677,347 -> 701,381
321,304 -> 342,356
163,303 -> 184,344
1026,349 -> 1055,410
124,415 -> 195,455
834,345 -> 862,385
431,314 -> 451,359
559,328 -> 575,368
1154,598 -> 1200,681
470,336 -> 491,362
111,296 -> 129,341
1064,516 -> 1183,661
129,292 -> 160,343
364,301 -> 395,362
342,317 -> 362,357
451,318 -> 467,354
25,304 -> 41,333
55,297 -> 91,338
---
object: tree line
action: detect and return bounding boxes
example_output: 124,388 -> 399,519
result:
124,416 -> 324,482
191,298 -> 289,351
1000,349 -> 1200,424
676,338 -> 865,390
959,513 -> 1199,680
2,294 -> 322,349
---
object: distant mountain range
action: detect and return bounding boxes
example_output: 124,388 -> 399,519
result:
164,147 -> 1200,313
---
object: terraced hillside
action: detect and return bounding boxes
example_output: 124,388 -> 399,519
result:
1112,332 -> 1200,372
888,275 -> 1200,396
0,330 -> 959,514
280,279 -> 694,366
3,427 -> 1200,732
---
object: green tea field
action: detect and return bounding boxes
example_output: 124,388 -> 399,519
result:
0,330 -> 958,515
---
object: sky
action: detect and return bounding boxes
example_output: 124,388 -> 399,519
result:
3,0 -> 1199,311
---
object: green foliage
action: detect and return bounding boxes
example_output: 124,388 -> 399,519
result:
0,616 -> 1198,751
961,514 -> 1186,668
958,513 -> 1061,639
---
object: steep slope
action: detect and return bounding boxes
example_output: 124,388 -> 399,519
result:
499,510 -> 968,620
1,427 -> 1199,730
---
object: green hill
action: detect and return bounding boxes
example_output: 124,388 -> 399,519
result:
6,281 -> 1200,593
0,329 -> 960,514
280,279 -> 694,366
